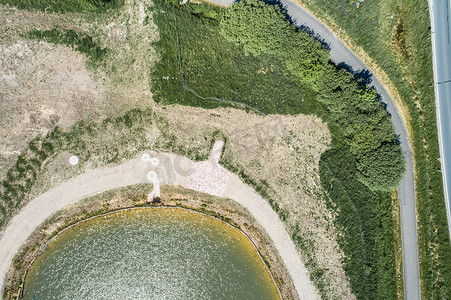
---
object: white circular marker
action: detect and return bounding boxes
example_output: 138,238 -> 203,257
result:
142,153 -> 150,161
147,171 -> 158,182
150,157 -> 159,166
69,155 -> 79,165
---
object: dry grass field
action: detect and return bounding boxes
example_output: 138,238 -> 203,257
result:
0,0 -> 157,179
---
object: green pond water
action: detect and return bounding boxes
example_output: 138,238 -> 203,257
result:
23,207 -> 280,300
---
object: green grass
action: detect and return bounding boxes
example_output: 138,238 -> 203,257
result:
0,0 -> 123,13
297,0 -> 451,297
28,29 -> 108,66
151,1 -> 321,115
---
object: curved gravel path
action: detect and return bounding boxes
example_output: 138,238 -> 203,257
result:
0,152 -> 318,299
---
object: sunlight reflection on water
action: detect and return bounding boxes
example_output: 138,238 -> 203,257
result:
23,208 -> 279,300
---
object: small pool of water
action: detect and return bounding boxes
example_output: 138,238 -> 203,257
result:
23,207 -> 280,299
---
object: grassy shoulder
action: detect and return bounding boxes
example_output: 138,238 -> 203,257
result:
3,184 -> 295,300
295,0 -> 451,297
392,190 -> 405,300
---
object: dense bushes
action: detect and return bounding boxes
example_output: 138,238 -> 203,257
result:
355,143 -> 405,191
219,0 -> 291,56
220,0 -> 404,192
316,65 -> 405,191
220,0 -> 329,84
0,0 -> 123,13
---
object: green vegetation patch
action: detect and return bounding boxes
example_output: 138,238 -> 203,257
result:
152,0 -> 404,192
151,0 -> 320,114
220,0 -> 329,85
0,0 -> 123,13
28,29 -> 108,65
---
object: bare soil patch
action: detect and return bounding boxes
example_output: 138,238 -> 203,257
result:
0,0 -> 157,180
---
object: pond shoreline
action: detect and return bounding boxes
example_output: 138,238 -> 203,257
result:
4,185 -> 296,300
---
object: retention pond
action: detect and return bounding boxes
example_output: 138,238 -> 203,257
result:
22,207 -> 280,299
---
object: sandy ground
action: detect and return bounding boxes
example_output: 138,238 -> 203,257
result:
0,40 -> 104,177
0,0 -> 157,180
0,149 -> 318,299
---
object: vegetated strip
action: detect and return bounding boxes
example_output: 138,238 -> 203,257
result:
293,0 -> 451,298
0,108 -> 156,230
27,29 -> 108,66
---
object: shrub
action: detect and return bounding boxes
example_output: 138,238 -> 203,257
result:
220,0 -> 291,56
355,143 -> 405,191
220,0 -> 329,84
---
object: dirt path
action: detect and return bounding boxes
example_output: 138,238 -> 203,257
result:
0,151 -> 318,299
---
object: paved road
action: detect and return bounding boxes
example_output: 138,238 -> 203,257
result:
207,0 -> 421,298
0,153 -> 318,299
429,0 -> 451,243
